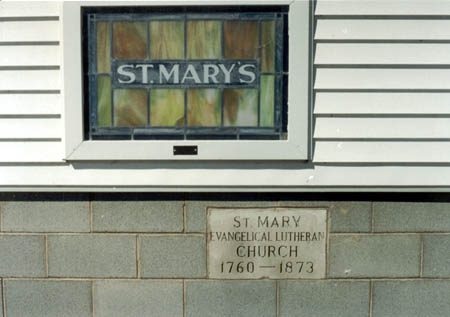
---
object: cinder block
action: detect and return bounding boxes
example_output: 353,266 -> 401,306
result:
0,235 -> 45,277
373,280 -> 450,317
140,235 -> 205,278
185,194 -> 278,232
94,280 -> 183,317
93,200 -> 183,233
280,281 -> 370,317
279,201 -> 371,233
186,280 -> 276,317
424,235 -> 450,277
329,234 -> 420,278
5,280 -> 91,317
2,201 -> 89,232
48,235 -> 136,278
374,202 -> 450,232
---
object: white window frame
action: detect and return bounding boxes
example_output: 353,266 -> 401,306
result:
62,0 -> 310,160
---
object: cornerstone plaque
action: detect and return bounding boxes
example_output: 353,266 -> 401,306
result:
207,208 -> 327,279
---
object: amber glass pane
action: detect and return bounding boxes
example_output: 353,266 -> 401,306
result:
261,21 -> 275,72
260,76 -> 275,127
150,21 -> 184,59
187,89 -> 221,126
114,89 -> 148,127
150,89 -> 184,126
224,89 -> 258,126
97,76 -> 112,127
224,21 -> 258,59
113,22 -> 147,59
96,22 -> 110,73
187,21 -> 221,59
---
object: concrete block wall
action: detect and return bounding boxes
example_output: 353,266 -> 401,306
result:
1,193 -> 450,316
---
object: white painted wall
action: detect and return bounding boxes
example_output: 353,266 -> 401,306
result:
1,1 -> 450,190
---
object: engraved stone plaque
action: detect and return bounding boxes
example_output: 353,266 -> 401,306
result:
207,208 -> 327,279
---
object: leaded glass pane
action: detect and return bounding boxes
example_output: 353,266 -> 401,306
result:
150,89 -> 184,126
97,76 -> 112,127
224,21 -> 258,59
187,21 -> 222,59
261,21 -> 275,73
96,22 -> 110,73
187,89 -> 221,126
150,21 -> 184,59
224,89 -> 258,127
113,22 -> 147,59
114,89 -> 148,127
260,75 -> 275,127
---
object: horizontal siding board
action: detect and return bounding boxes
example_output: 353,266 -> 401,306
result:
0,70 -> 60,90
0,21 -> 59,42
314,5 -> 450,169
314,93 -> 450,115
315,69 -> 450,90
0,118 -> 61,139
0,46 -> 59,66
315,20 -> 450,40
1,165 -> 450,187
0,94 -> 60,115
314,118 -> 450,139
0,142 -> 63,162
315,43 -> 450,65
314,141 -> 450,163
0,2 -> 60,17
315,0 -> 450,16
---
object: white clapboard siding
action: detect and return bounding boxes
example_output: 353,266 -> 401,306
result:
2,164 -> 450,188
0,21 -> 59,42
0,142 -> 63,162
313,1 -> 450,166
0,2 -> 63,165
0,2 -> 60,17
315,69 -> 450,90
0,94 -> 60,115
0,70 -> 60,90
315,20 -> 450,40
0,46 -> 59,66
315,44 -> 450,65
0,118 -> 61,139
1,1 -> 450,189
314,118 -> 450,139
314,93 -> 450,115
314,141 -> 450,163
315,0 -> 450,16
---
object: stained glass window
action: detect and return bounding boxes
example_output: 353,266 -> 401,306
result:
84,6 -> 288,140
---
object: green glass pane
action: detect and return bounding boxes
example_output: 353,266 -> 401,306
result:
96,22 -> 110,73
260,76 -> 275,127
187,89 -> 221,127
113,22 -> 147,59
224,21 -> 258,59
114,89 -> 148,127
97,76 -> 112,127
150,21 -> 184,59
224,89 -> 258,127
261,21 -> 275,72
187,21 -> 221,59
150,89 -> 184,126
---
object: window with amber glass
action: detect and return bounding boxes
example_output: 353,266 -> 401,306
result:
84,6 -> 288,140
